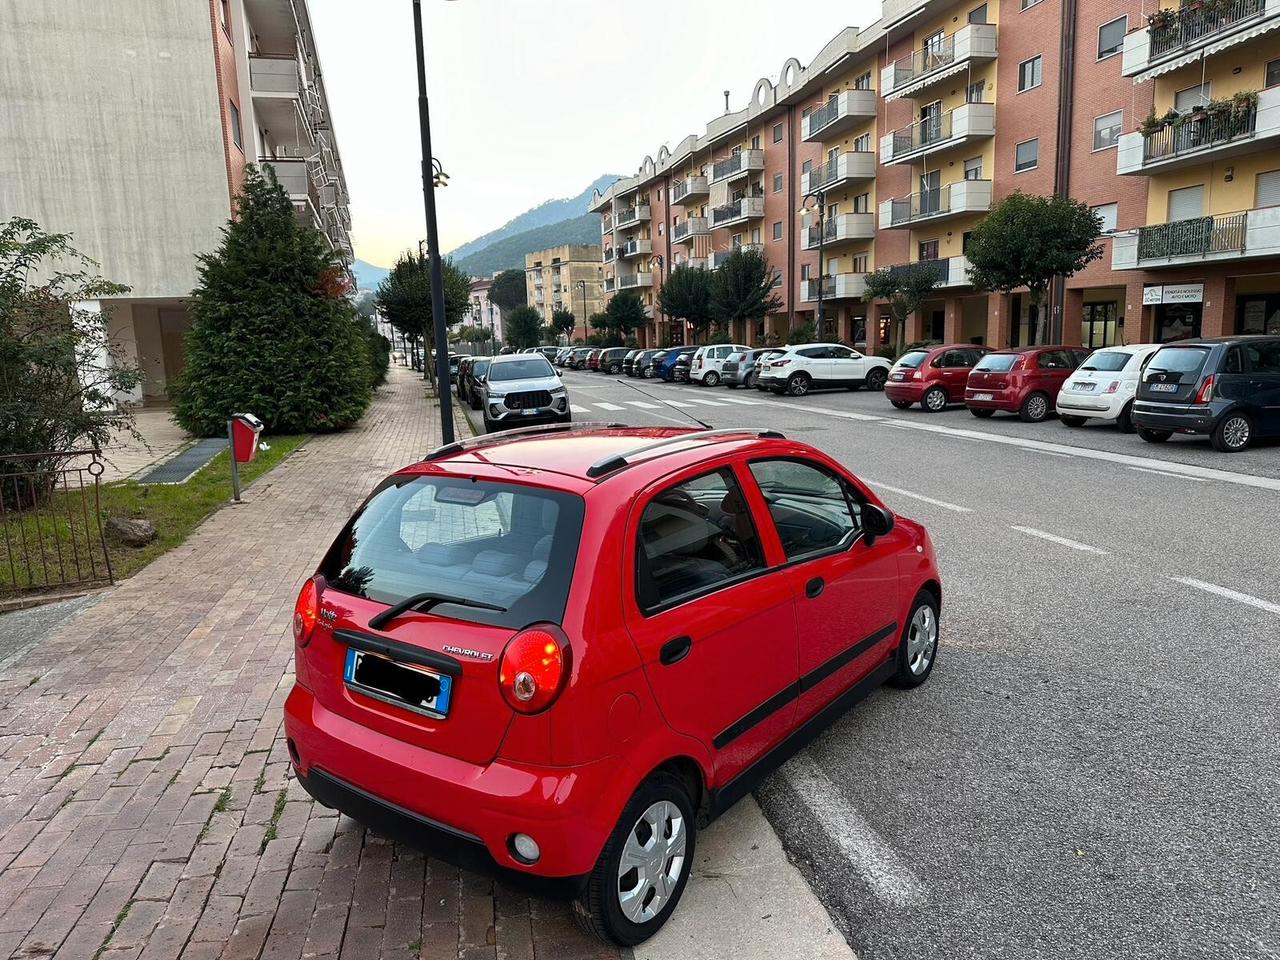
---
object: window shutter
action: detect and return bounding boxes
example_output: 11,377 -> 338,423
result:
1255,170 -> 1280,208
1167,185 -> 1205,222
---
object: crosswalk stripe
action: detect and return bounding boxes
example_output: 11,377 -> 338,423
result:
570,405 -> 591,414
716,396 -> 761,405
664,400 -> 695,408
680,398 -> 729,407
594,402 -> 625,411
625,401 -> 660,409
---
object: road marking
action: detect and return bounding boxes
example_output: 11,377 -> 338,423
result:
716,396 -> 762,405
625,400 -> 660,409
1021,448 -> 1071,458
570,405 -> 591,414
1009,525 -> 1109,555
1173,577 -> 1280,616
680,397 -> 730,407
664,400 -> 695,408
863,480 -> 972,513
783,755 -> 925,909
1130,466 -> 1211,483
594,402 -> 625,411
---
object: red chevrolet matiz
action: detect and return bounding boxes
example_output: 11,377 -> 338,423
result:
284,423 -> 942,945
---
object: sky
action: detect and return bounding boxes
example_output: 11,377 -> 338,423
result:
308,0 -> 881,267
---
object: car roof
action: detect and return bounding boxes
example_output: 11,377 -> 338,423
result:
984,344 -> 1076,355
1161,335 -> 1278,347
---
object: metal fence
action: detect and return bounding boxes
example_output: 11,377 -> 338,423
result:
1137,212 -> 1249,261
1,450 -> 113,596
1143,108 -> 1257,162
1149,0 -> 1266,58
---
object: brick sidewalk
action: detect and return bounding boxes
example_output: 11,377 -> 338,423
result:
0,367 -> 619,960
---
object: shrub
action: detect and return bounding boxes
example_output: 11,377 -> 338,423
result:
366,327 -> 391,386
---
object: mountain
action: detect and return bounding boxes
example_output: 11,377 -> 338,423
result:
446,174 -> 619,264
352,259 -> 390,291
453,213 -> 603,278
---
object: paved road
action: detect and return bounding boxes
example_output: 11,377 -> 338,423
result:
557,368 -> 1280,960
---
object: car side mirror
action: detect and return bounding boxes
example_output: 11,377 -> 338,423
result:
861,503 -> 895,546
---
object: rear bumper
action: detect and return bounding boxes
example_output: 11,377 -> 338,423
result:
1131,402 -> 1216,434
884,381 -> 924,403
964,388 -> 1019,412
284,685 -> 614,883
1056,392 -> 1125,418
756,374 -> 786,389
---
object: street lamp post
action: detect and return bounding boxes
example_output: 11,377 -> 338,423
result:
412,0 -> 454,444
800,190 -> 827,339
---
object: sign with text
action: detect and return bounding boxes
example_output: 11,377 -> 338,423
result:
1143,284 -> 1205,305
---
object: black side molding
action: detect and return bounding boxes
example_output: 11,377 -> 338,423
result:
334,629 -> 463,677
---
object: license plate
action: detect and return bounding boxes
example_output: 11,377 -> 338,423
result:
344,648 -> 452,718
973,392 -> 993,401
891,372 -> 906,381
1150,383 -> 1178,392
1071,382 -> 1095,392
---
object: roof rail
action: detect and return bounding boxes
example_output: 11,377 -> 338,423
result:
423,421 -> 625,462
585,428 -> 786,479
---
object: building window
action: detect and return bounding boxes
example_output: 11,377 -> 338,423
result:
1021,0 -> 1042,8
1018,56 -> 1042,92
1098,17 -> 1126,59
1268,59 -> 1280,88
1175,82 -> 1211,112
967,79 -> 986,103
773,172 -> 784,193
1015,138 -> 1039,172
801,263 -> 811,280
772,272 -> 783,289
1256,169 -> 1280,207
853,133 -> 871,152
772,221 -> 783,241
229,101 -> 243,150
219,0 -> 230,31
1091,202 -> 1118,233
962,231 -> 973,253
1093,111 -> 1123,150
964,156 -> 983,180
853,71 -> 872,90
969,3 -> 988,24
773,122 -> 784,143
853,193 -> 870,213
657,188 -> 663,201
852,254 -> 869,272
751,227 -> 761,244
751,134 -> 761,149
801,159 -> 813,174
919,239 -> 939,261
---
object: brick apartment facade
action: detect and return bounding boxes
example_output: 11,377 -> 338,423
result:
591,0 -> 1280,351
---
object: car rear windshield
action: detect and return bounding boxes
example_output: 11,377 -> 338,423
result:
489,358 -> 554,381
1147,346 -> 1210,376
1079,351 -> 1132,372
896,351 -> 929,369
974,354 -> 1018,372
321,476 -> 585,629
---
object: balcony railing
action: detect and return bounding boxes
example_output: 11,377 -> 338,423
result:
803,273 -> 867,302
803,213 -> 874,250
615,205 -> 651,228
803,89 -> 877,141
711,150 -> 765,184
1144,107 -> 1257,161
711,244 -> 763,269
672,217 -> 709,242
672,176 -> 709,204
885,256 -> 971,287
894,113 -> 949,155
881,180 -> 992,228
1136,212 -> 1248,262
891,186 -> 950,225
249,55 -> 302,97
616,273 -> 654,289
604,277 -> 616,292
805,152 -> 875,193
261,158 -> 310,198
619,238 -> 653,259
711,196 -> 766,227
882,24 -> 998,98
1149,0 -> 1265,58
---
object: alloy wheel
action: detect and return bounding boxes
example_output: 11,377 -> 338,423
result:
906,604 -> 937,676
788,375 -> 810,396
616,800 -> 687,924
1025,395 -> 1048,421
1223,415 -> 1250,449
924,388 -> 947,412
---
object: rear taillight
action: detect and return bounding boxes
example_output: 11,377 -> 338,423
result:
1010,357 -> 1026,372
772,358 -> 790,367
1105,380 -> 1121,394
293,575 -> 321,647
499,624 -> 570,714
1195,374 -> 1215,404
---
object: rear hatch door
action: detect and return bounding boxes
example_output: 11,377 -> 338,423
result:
1138,345 -> 1212,408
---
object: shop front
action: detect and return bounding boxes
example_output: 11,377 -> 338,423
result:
1144,283 -> 1204,342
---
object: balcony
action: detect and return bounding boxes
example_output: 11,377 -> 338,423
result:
886,256 -> 973,288
1122,0 -> 1280,80
616,273 -> 654,290
805,152 -> 875,193
880,102 -> 996,165
601,216 -> 614,234
249,54 -> 301,98
802,273 -> 868,302
672,176 -> 710,204
879,180 -> 992,229
672,217 -> 710,245
683,257 -> 709,271
710,149 -> 765,185
604,277 -> 616,292
618,238 -> 653,260
803,90 -> 878,142
803,213 -> 875,250
711,196 -> 766,229
603,246 -> 618,262
261,157 -> 310,201
712,244 -> 763,269
1112,208 -> 1280,269
1117,89 -> 1279,175
615,205 -> 651,229
881,24 -> 998,101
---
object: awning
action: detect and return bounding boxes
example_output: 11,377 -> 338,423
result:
885,61 -> 970,102
1136,14 -> 1280,82
1136,49 -> 1203,81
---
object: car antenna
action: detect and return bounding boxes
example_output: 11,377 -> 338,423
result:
614,377 -> 713,430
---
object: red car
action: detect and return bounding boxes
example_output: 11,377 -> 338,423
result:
964,345 -> 1090,422
284,424 -> 941,945
586,349 -> 602,371
886,343 -> 991,412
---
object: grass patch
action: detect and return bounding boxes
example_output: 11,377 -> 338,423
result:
213,787 -> 232,813
260,788 -> 288,853
92,900 -> 133,960
0,435 -> 307,596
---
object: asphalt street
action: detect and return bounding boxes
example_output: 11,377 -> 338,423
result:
552,368 -> 1280,960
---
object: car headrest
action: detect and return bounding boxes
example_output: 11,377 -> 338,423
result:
472,550 -> 519,577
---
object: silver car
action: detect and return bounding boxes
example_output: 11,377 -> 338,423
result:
478,354 -> 571,433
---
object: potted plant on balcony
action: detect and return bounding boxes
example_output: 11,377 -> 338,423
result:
1147,7 -> 1177,31
1231,89 -> 1259,120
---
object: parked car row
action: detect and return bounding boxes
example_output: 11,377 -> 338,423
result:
457,353 -> 572,433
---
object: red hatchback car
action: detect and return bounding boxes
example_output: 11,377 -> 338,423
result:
585,349 -> 602,372
964,345 -> 1090,422
284,424 -> 941,945
886,343 -> 992,412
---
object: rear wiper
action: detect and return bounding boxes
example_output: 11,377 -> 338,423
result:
369,592 -> 507,630
1080,365 -> 1097,371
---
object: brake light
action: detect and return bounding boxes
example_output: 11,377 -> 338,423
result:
1010,356 -> 1026,372
499,624 -> 570,714
1105,380 -> 1121,394
293,575 -> 321,647
772,358 -> 791,367
1195,374 -> 1215,404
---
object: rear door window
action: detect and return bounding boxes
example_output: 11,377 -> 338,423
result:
1038,350 -> 1072,369
1250,340 -> 1280,373
747,460 -> 861,561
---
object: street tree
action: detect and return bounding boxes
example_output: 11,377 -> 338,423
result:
605,292 -> 648,345
489,269 -> 527,318
658,264 -> 714,343
863,263 -> 944,355
710,248 -> 782,342
965,192 -> 1103,344
505,306 -> 542,349
550,307 -> 577,341
174,165 -> 372,435
375,252 -> 470,384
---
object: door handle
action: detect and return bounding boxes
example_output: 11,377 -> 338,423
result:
660,636 -> 692,666
805,577 -> 825,599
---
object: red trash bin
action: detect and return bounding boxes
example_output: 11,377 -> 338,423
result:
230,413 -> 264,464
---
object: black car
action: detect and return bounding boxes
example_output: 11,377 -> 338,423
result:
461,357 -> 491,410
621,349 -> 641,376
672,351 -> 694,383
597,347 -> 629,374
631,349 -> 660,378
1133,336 -> 1280,452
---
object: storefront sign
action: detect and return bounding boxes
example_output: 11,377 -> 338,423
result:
1143,284 -> 1205,305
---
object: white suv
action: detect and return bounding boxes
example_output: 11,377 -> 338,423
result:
1056,343 -> 1161,433
689,343 -> 750,386
756,342 -> 891,396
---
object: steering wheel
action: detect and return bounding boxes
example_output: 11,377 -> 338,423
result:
655,487 -> 707,518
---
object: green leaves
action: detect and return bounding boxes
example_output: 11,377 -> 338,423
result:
658,264 -> 714,340
709,248 -> 783,335
505,306 -> 543,349
489,270 -> 527,315
550,307 -> 577,338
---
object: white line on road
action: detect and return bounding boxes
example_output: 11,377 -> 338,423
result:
1130,466 -> 1211,483
625,400 -> 660,409
1173,577 -> 1280,616
783,755 -> 925,909
1010,525 -> 1109,555
594,402 -> 625,411
1020,448 -> 1071,458
715,396 -> 762,405
864,480 -> 972,513
664,400 -> 695,408
570,405 -> 591,414
680,398 -> 730,407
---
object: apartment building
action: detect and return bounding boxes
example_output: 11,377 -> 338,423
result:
463,277 -> 504,343
593,0 -> 1280,351
0,0 -> 354,404
525,244 -> 604,340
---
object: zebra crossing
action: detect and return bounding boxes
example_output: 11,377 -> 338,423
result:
568,394 -> 763,415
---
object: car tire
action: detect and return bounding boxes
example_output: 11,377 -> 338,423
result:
1138,427 -> 1172,443
573,772 -> 696,947
744,373 -> 755,389
469,393 -> 480,411
786,373 -> 811,397
1059,415 -> 1087,427
890,590 -> 940,690
1018,392 -> 1050,423
969,408 -> 995,419
703,371 -> 720,387
921,387 -> 948,413
890,399 -> 913,410
1211,411 -> 1253,452
610,363 -> 622,374
1116,402 -> 1135,434
865,367 -> 888,392
482,416 -> 496,434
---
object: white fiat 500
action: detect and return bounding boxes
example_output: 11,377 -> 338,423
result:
1055,344 -> 1162,433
